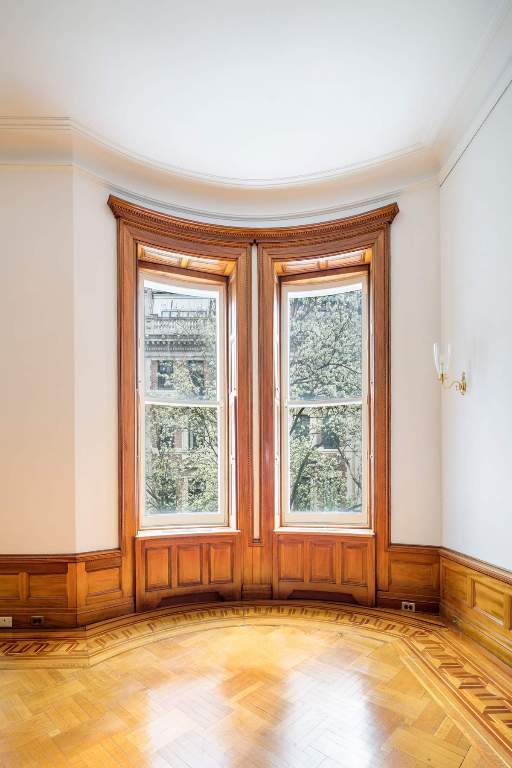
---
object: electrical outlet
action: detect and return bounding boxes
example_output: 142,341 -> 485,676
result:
401,601 -> 416,612
0,617 -> 13,628
31,615 -> 44,626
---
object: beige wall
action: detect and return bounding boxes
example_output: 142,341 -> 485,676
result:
390,180 -> 441,545
0,167 -> 76,553
73,172 -> 118,552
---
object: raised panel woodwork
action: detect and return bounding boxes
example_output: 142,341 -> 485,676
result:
135,534 -> 242,611
377,548 -> 440,611
86,567 -> 122,598
472,580 -> 506,626
278,541 -> 304,582
0,552 -> 134,628
209,543 -> 233,584
390,560 -> 436,591
440,550 -> 512,667
0,574 -> 19,599
28,573 -> 67,600
177,545 -> 203,587
309,543 -> 335,583
342,544 -> 366,585
441,564 -> 468,604
145,547 -> 172,591
274,533 -> 374,604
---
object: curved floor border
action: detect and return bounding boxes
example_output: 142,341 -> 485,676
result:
1,601 -> 511,764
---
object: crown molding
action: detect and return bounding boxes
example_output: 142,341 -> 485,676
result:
1,5 -> 511,203
0,115 -> 428,189
437,3 -> 512,183
0,117 -> 438,223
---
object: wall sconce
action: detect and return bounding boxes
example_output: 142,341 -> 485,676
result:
433,343 -> 467,395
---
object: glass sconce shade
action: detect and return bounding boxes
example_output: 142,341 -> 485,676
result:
433,342 -> 451,377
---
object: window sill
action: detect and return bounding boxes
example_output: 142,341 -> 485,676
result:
136,527 -> 241,539
274,526 -> 374,537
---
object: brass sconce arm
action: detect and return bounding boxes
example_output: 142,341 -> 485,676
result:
438,371 -> 467,395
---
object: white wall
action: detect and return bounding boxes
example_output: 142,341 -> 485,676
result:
73,172 -> 118,552
0,165 -> 442,552
391,180 -> 441,545
440,84 -> 512,570
0,167 -> 76,553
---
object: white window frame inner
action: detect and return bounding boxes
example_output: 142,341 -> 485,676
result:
280,273 -> 369,527
138,270 -> 229,529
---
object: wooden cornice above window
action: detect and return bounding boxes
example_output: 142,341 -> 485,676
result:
108,196 -> 398,245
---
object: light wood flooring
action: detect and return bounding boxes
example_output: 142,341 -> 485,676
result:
1,607 -> 511,767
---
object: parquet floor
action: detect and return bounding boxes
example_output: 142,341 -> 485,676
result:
1,607 -> 511,767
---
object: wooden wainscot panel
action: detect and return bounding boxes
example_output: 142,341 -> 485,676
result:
177,545 -> 203,587
145,547 -> 172,591
472,579 -> 506,626
0,559 -> 75,627
86,567 -> 122,601
0,552 -> 134,628
273,532 -> 374,605
342,544 -> 367,585
0,574 -> 20,599
28,573 -> 67,603
389,559 -> 437,593
377,547 -> 440,611
309,542 -> 335,583
209,543 -> 233,584
440,550 -> 512,667
135,533 -> 242,611
278,540 -> 304,582
441,562 -> 469,605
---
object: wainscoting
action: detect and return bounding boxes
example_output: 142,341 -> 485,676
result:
377,545 -> 440,612
440,548 -> 512,667
135,532 -> 242,611
0,552 -> 133,628
272,531 -> 375,604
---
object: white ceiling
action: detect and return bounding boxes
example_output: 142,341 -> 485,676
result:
0,0 -> 508,184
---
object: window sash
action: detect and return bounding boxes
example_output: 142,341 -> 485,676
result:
138,270 -> 228,529
280,273 -> 369,527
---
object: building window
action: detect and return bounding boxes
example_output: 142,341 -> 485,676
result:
139,272 -> 228,527
280,274 -> 368,527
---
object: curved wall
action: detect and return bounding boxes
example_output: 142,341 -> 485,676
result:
0,157 -> 441,553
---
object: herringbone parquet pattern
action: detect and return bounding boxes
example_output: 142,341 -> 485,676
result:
1,619 -> 509,767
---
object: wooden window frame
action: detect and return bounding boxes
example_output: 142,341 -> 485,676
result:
108,197 -> 399,607
256,206 -> 398,598
108,196 -> 254,604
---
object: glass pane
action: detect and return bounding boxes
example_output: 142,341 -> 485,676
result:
144,405 -> 219,516
288,405 -> 363,516
288,284 -> 362,400
144,281 -> 217,401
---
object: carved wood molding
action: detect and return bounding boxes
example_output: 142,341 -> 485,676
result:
108,196 -> 399,244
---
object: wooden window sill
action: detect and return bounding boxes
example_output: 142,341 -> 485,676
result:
274,527 -> 374,536
136,527 -> 241,539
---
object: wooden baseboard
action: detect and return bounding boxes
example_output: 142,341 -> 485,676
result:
440,548 -> 512,668
376,594 -> 439,613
